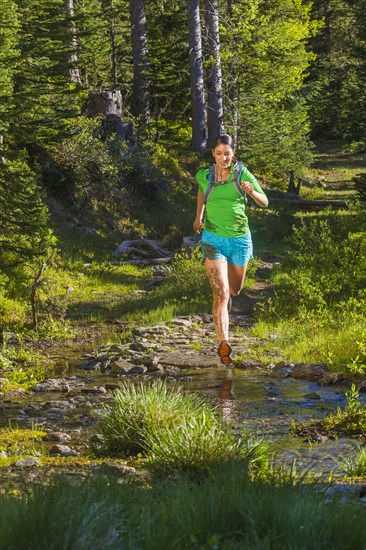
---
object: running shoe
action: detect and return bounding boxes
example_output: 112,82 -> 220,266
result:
217,340 -> 233,365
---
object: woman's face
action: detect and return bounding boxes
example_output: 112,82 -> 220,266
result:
212,143 -> 235,169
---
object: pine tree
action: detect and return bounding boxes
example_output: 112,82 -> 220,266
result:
222,0 -> 316,178
0,0 -> 20,143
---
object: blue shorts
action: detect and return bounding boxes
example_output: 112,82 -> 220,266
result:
201,230 -> 253,267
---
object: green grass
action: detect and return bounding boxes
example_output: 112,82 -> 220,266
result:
0,427 -> 47,465
1,465 -> 366,549
98,381 -> 269,477
335,446 -> 366,478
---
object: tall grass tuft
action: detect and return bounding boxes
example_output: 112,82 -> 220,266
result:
98,380 -> 268,476
99,380 -> 219,456
335,446 -> 366,478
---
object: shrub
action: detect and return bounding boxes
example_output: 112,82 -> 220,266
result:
164,247 -> 210,300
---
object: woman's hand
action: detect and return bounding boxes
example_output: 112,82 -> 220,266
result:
241,181 -> 269,207
240,181 -> 254,195
193,217 -> 203,233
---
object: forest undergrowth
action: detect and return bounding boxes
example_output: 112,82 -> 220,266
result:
1,141 -> 366,389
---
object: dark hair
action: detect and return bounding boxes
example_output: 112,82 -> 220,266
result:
212,134 -> 235,150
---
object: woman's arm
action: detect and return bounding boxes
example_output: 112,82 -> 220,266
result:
241,181 -> 269,208
193,190 -> 205,233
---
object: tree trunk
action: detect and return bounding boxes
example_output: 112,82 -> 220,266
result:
187,0 -> 207,152
83,90 -> 123,117
111,17 -> 118,88
204,0 -> 223,148
287,170 -> 301,195
129,0 -> 150,124
64,0 -> 82,85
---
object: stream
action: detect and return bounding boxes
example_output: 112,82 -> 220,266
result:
1,310 -> 365,489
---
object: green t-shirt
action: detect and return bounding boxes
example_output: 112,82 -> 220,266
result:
196,164 -> 266,238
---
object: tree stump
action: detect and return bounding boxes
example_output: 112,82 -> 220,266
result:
83,90 -> 123,118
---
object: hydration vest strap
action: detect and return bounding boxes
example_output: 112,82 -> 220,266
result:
203,162 -> 247,205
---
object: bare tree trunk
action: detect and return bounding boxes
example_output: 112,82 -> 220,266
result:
0,135 -> 5,164
64,0 -> 82,85
111,17 -> 118,88
187,0 -> 207,152
129,0 -> 150,124
204,0 -> 223,148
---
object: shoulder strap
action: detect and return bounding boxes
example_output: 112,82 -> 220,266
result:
233,162 -> 248,202
203,165 -> 217,205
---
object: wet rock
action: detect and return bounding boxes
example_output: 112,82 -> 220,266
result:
14,457 -> 40,468
291,363 -> 328,380
271,366 -> 293,378
78,360 -> 103,371
304,392 -> 321,400
89,462 -> 136,477
234,359 -> 263,370
165,366 -> 180,376
179,376 -> 193,382
42,432 -> 72,443
110,360 -> 129,374
49,444 -> 79,457
81,386 -> 107,394
163,375 -> 176,382
129,341 -> 150,352
31,378 -> 70,393
319,372 -> 343,385
147,364 -> 164,374
127,365 -> 148,375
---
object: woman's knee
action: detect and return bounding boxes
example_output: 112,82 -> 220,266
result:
212,285 -> 230,302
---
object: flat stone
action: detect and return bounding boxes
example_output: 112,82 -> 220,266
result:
234,359 -> 264,370
49,444 -> 79,457
14,457 -> 40,468
319,372 -> 343,385
81,386 -> 107,394
127,365 -> 148,375
170,318 -> 192,328
110,361 -> 129,374
42,432 -> 72,443
291,363 -> 328,380
31,378 -> 70,393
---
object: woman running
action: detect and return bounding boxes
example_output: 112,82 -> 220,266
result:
193,134 -> 268,365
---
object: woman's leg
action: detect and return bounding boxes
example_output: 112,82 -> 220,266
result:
204,258 -> 230,342
227,264 -> 248,296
